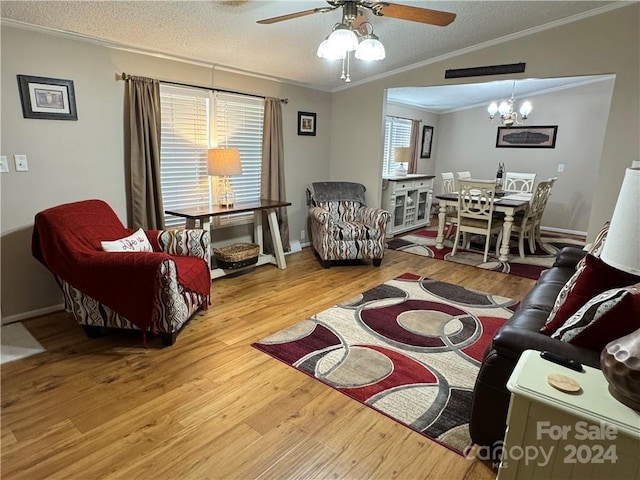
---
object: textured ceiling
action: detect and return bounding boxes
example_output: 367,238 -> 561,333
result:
1,1 -> 619,92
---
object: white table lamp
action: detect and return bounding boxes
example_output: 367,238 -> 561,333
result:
393,147 -> 411,176
208,148 -> 242,207
600,161 -> 640,275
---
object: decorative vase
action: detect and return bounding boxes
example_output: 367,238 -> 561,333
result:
600,328 -> 640,412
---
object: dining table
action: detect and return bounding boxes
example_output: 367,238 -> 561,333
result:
434,191 -> 532,262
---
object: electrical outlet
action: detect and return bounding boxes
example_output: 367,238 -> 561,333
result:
0,156 -> 8,173
14,154 -> 28,172
301,230 -> 306,240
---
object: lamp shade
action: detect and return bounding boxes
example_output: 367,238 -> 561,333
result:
207,148 -> 242,177
394,147 -> 411,164
600,164 -> 640,275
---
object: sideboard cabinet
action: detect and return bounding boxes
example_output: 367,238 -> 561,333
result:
382,174 -> 435,237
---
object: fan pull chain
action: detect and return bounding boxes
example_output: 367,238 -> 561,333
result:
340,56 -> 346,81
345,53 -> 351,83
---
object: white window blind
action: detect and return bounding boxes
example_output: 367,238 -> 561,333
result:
160,85 -> 210,227
159,86 -> 265,227
382,116 -> 412,177
213,92 -> 264,206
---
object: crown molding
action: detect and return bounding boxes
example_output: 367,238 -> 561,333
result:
332,2 -> 630,93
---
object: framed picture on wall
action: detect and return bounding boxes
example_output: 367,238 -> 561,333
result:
496,125 -> 558,148
297,111 -> 316,136
420,125 -> 434,158
17,75 -> 78,120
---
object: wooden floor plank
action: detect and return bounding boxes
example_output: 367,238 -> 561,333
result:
1,239 -> 534,479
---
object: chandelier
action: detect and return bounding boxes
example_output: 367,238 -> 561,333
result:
316,3 -> 385,83
487,81 -> 532,127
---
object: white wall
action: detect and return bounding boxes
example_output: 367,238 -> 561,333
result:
329,5 -> 639,241
1,26 -> 332,320
432,78 -> 614,232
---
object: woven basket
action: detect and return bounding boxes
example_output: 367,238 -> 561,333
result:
213,243 -> 260,270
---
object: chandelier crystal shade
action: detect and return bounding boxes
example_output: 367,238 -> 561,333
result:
488,81 -> 532,127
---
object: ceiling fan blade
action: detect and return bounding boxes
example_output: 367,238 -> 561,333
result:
257,6 -> 334,25
377,3 -> 456,26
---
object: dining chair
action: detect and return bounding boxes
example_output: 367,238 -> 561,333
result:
451,179 -> 504,263
440,172 -> 457,238
454,171 -> 472,196
504,172 -> 537,193
511,178 -> 557,257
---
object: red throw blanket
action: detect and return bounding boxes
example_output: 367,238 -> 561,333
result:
32,199 -> 210,333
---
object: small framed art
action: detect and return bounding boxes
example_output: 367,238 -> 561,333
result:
17,75 -> 78,120
420,125 -> 434,158
496,125 -> 558,148
297,111 -> 316,136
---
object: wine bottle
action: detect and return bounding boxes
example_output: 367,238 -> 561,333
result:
496,163 -> 504,189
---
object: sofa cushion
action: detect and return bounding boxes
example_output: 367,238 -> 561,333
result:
551,283 -> 640,350
541,254 -> 640,335
329,221 -> 382,241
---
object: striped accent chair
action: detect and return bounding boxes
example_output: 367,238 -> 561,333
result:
307,182 -> 390,268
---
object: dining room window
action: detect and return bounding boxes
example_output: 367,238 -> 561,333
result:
159,85 -> 264,227
382,116 -> 412,177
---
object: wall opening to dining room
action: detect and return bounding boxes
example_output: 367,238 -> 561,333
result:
384,74 -> 615,235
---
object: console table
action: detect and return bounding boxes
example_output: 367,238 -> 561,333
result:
497,349 -> 640,479
165,199 -> 291,279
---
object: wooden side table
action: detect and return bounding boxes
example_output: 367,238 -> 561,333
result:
166,199 -> 291,279
497,349 -> 640,480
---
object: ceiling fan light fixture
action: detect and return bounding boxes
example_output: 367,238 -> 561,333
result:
354,34 -> 385,61
327,24 -> 358,52
317,38 -> 345,60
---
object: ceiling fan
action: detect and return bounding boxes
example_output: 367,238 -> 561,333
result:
258,1 -> 456,83
256,1 -> 457,27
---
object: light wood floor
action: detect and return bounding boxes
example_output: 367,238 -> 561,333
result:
1,242 -> 536,479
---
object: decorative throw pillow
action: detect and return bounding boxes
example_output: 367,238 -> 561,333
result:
551,283 -> 640,351
540,254 -> 640,335
576,221 -> 609,271
101,228 -> 153,252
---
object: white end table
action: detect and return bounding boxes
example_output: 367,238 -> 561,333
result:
497,349 -> 640,480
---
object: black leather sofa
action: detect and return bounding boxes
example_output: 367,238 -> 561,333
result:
469,246 -> 601,450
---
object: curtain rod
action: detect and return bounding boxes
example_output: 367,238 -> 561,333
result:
387,115 -> 421,122
117,72 -> 289,104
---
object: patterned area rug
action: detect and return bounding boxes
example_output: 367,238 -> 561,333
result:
251,273 -> 518,456
386,226 -> 585,280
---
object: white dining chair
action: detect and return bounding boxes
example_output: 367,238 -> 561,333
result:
440,172 -> 457,238
511,178 -> 557,257
504,172 -> 537,193
451,179 -> 503,263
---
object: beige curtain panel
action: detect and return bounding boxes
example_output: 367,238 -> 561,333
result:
408,119 -> 421,174
124,75 -> 164,229
261,97 -> 290,253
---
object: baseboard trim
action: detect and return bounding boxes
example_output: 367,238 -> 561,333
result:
2,304 -> 65,326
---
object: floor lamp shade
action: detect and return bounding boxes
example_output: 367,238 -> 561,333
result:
207,148 -> 242,206
600,165 -> 640,275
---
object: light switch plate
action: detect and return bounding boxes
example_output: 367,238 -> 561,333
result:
0,156 -> 8,173
557,163 -> 565,173
14,154 -> 28,172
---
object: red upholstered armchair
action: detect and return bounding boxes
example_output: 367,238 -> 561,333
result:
32,199 -> 211,346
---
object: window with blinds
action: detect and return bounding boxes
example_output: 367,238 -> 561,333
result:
382,116 -> 412,177
160,85 -> 210,227
159,85 -> 265,227
213,92 -> 264,207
